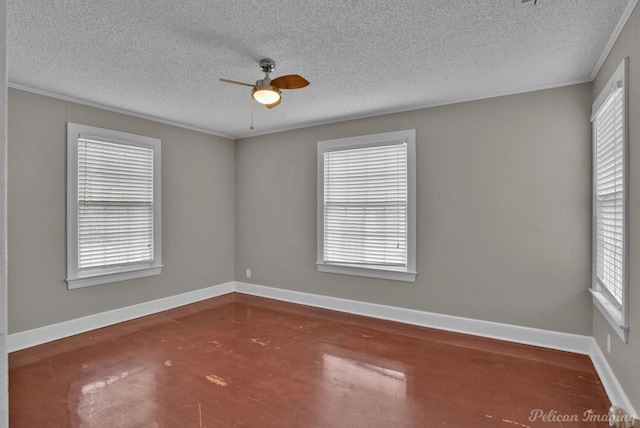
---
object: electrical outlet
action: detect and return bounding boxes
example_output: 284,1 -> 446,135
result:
607,334 -> 612,354
245,268 -> 251,278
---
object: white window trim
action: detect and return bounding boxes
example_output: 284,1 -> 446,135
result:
317,129 -> 417,282
590,57 -> 629,343
66,123 -> 162,289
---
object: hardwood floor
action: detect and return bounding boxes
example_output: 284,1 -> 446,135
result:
9,293 -> 610,427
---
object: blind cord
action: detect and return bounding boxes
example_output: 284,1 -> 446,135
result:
250,98 -> 255,131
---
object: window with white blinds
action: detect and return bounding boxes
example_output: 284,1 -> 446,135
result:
594,86 -> 624,305
590,57 -> 628,343
67,123 -> 162,289
317,130 -> 416,282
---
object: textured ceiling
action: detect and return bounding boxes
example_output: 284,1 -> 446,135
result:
8,0 -> 635,139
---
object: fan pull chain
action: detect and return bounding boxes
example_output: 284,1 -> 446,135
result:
250,98 -> 255,130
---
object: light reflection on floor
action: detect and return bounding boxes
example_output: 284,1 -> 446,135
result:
69,358 -> 158,428
317,347 -> 414,427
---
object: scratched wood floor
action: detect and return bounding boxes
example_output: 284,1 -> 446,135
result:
9,293 -> 610,427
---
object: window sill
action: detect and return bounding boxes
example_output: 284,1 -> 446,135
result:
67,265 -> 163,289
590,288 -> 628,343
317,262 -> 416,282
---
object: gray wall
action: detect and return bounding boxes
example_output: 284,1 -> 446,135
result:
8,81 -> 596,338
592,3 -> 640,412
8,88 -> 235,333
235,83 -> 593,335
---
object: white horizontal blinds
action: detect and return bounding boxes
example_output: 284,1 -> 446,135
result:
323,143 -> 408,267
594,86 -> 624,306
77,136 -> 155,270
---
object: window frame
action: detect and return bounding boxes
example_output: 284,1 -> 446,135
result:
317,129 -> 417,282
590,58 -> 629,343
66,122 -> 162,289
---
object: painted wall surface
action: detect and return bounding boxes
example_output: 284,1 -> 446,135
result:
235,83 -> 593,335
592,2 -> 640,412
0,1 -> 8,425
7,88 -> 235,333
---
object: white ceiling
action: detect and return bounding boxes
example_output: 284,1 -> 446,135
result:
8,0 -> 635,139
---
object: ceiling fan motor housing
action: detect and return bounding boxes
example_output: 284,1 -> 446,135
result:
259,58 -> 276,73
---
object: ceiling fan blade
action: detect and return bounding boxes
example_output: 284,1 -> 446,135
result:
265,98 -> 281,109
271,74 -> 309,90
219,78 -> 255,88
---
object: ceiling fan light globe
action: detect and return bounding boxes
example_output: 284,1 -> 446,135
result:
252,86 -> 281,105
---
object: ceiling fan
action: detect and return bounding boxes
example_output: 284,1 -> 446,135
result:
220,58 -> 309,109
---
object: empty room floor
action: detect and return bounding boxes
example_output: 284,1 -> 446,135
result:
9,293 -> 610,427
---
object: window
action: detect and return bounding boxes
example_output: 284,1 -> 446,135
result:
67,123 -> 162,289
590,58 -> 628,342
317,129 -> 416,282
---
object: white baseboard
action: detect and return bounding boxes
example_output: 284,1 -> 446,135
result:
7,281 -> 234,352
234,282 -> 593,354
590,338 -> 638,416
8,280 -> 635,416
